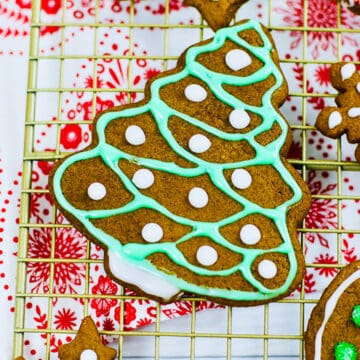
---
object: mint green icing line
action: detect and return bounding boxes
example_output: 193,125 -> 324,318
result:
52,19 -> 304,301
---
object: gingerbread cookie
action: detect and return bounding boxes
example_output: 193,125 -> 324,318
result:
343,0 -> 360,14
50,19 -> 311,306
305,261 -> 360,360
315,62 -> 360,162
58,316 -> 117,360
184,0 -> 249,30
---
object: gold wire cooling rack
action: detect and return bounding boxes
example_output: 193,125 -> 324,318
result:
12,0 -> 360,358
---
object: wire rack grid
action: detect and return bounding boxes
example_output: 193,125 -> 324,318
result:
12,0 -> 360,359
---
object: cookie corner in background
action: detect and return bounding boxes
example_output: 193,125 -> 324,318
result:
305,260 -> 360,360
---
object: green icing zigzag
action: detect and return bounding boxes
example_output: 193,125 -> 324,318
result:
52,20 -> 304,302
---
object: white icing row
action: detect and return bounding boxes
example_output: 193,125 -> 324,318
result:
87,168 -> 252,204
125,110 -> 251,153
140,222 -> 261,244
184,48 -> 253,102
195,243 -> 277,280
328,107 -> 360,130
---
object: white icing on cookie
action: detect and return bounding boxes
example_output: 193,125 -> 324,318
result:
225,49 -> 252,71
229,108 -> 251,129
314,269 -> 360,360
141,223 -> 163,243
231,169 -> 252,189
348,107 -> 360,118
184,84 -> 207,102
87,182 -> 107,201
132,169 -> 155,189
80,349 -> 98,360
240,224 -> 261,245
108,249 -> 182,301
125,125 -> 146,145
258,259 -> 277,279
328,111 -> 342,129
188,134 -> 211,153
356,82 -> 360,93
196,245 -> 218,266
188,187 -> 209,208
341,63 -> 356,81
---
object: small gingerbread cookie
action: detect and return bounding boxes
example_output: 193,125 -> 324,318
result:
343,0 -> 360,14
50,19 -> 311,307
58,316 -> 117,360
315,62 -> 360,162
305,261 -> 360,360
184,0 -> 249,30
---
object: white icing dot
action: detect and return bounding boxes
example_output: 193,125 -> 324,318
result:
328,111 -> 342,129
231,169 -> 252,189
80,349 -> 98,360
356,82 -> 360,93
188,187 -> 209,208
348,107 -> 360,118
229,108 -> 251,129
141,223 -> 163,243
225,49 -> 252,71
341,63 -> 356,81
188,134 -> 211,153
125,125 -> 146,145
132,169 -> 155,189
184,84 -> 207,102
258,259 -> 277,279
240,224 -> 261,245
87,182 -> 107,201
196,245 -> 218,266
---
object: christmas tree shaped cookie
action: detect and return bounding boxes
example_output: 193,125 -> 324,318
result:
50,19 -> 311,306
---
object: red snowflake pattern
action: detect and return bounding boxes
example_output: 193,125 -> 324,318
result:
314,64 -> 331,87
90,275 -> 118,317
114,302 -> 137,328
27,214 -> 87,294
342,237 -> 358,263
54,308 -> 77,330
305,170 -> 340,248
60,124 -> 83,150
102,318 -> 115,332
313,253 -> 338,277
274,0 -> 360,58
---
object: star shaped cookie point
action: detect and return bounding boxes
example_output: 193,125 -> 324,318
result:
58,316 -> 117,360
184,0 -> 250,30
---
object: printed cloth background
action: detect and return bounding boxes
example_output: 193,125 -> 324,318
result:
1,0 -> 360,358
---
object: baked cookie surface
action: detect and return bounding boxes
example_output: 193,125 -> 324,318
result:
50,19 -> 311,306
184,0 -> 249,30
306,261 -> 360,360
315,62 -> 360,162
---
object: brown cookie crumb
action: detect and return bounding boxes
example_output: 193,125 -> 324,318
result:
343,0 -> 360,14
